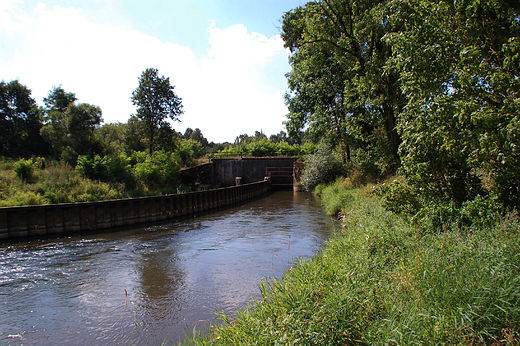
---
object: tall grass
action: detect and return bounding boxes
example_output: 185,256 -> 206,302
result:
0,156 -> 188,207
0,159 -> 126,206
176,180 -> 520,345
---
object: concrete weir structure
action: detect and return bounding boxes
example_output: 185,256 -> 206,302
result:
0,158 -> 299,241
211,158 -> 297,187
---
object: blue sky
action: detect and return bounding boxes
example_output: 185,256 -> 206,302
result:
0,0 -> 305,143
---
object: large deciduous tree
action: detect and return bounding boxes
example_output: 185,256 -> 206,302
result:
282,0 -> 405,172
387,0 -> 520,207
0,80 -> 47,157
43,85 -> 77,113
66,103 -> 103,155
40,86 -> 77,158
131,68 -> 183,154
40,86 -> 103,160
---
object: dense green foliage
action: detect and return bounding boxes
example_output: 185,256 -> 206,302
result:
0,154 -> 186,206
215,138 -> 317,158
386,0 -> 520,212
40,86 -> 78,159
1,68 -> 291,206
0,80 -> 47,158
177,182 -> 520,345
39,86 -> 104,163
0,80 -> 303,206
173,2 -> 520,342
1,64 -> 308,207
0,158 -> 123,206
282,0 -> 520,221
282,0 -> 404,172
0,71 -> 220,206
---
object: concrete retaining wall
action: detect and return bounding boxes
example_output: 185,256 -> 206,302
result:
0,180 -> 271,241
212,158 -> 297,186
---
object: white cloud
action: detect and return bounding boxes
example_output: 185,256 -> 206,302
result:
0,0 -> 22,12
0,2 -> 290,143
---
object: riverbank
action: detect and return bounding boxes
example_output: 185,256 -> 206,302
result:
178,180 -> 520,345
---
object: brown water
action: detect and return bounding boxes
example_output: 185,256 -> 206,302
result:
0,191 -> 337,345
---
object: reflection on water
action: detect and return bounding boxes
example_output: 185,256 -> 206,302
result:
0,191 -> 337,345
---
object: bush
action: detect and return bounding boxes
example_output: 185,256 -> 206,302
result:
60,147 -> 79,166
132,150 -> 179,190
174,139 -> 203,167
76,155 -> 103,181
300,142 -> 344,191
246,139 -> 276,156
73,180 -> 124,202
37,161 -> 82,204
378,178 -> 504,233
214,140 -> 308,158
275,141 -> 297,156
376,179 -> 420,216
77,153 -> 134,187
0,190 -> 49,207
14,158 -> 35,183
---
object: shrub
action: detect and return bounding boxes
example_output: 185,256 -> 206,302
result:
60,147 -> 79,166
376,179 -> 420,216
378,178 -> 504,233
0,190 -> 49,207
300,142 -> 344,191
275,141 -> 297,156
174,139 -> 202,167
73,180 -> 124,202
77,153 -> 134,187
299,141 -> 318,155
37,161 -> 81,204
132,150 -> 179,190
14,158 -> 35,183
127,150 -> 148,166
76,155 -> 103,181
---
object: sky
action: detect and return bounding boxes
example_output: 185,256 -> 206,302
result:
0,0 -> 306,143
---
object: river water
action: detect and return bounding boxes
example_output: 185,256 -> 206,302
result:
0,191 -> 336,346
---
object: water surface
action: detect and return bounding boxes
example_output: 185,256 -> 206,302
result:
0,191 -> 336,345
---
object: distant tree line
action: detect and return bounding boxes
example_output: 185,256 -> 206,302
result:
0,68 -> 189,162
0,67 -> 314,206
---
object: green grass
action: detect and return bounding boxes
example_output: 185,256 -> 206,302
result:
174,179 -> 520,345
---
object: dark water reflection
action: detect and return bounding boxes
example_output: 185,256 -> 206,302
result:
0,191 -> 337,345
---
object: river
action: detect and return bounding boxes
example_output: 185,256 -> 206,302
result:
0,191 -> 336,345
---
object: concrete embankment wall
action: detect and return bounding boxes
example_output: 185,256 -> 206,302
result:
0,180 -> 271,241
212,158 -> 297,186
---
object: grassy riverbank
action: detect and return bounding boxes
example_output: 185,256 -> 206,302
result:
177,179 -> 520,345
